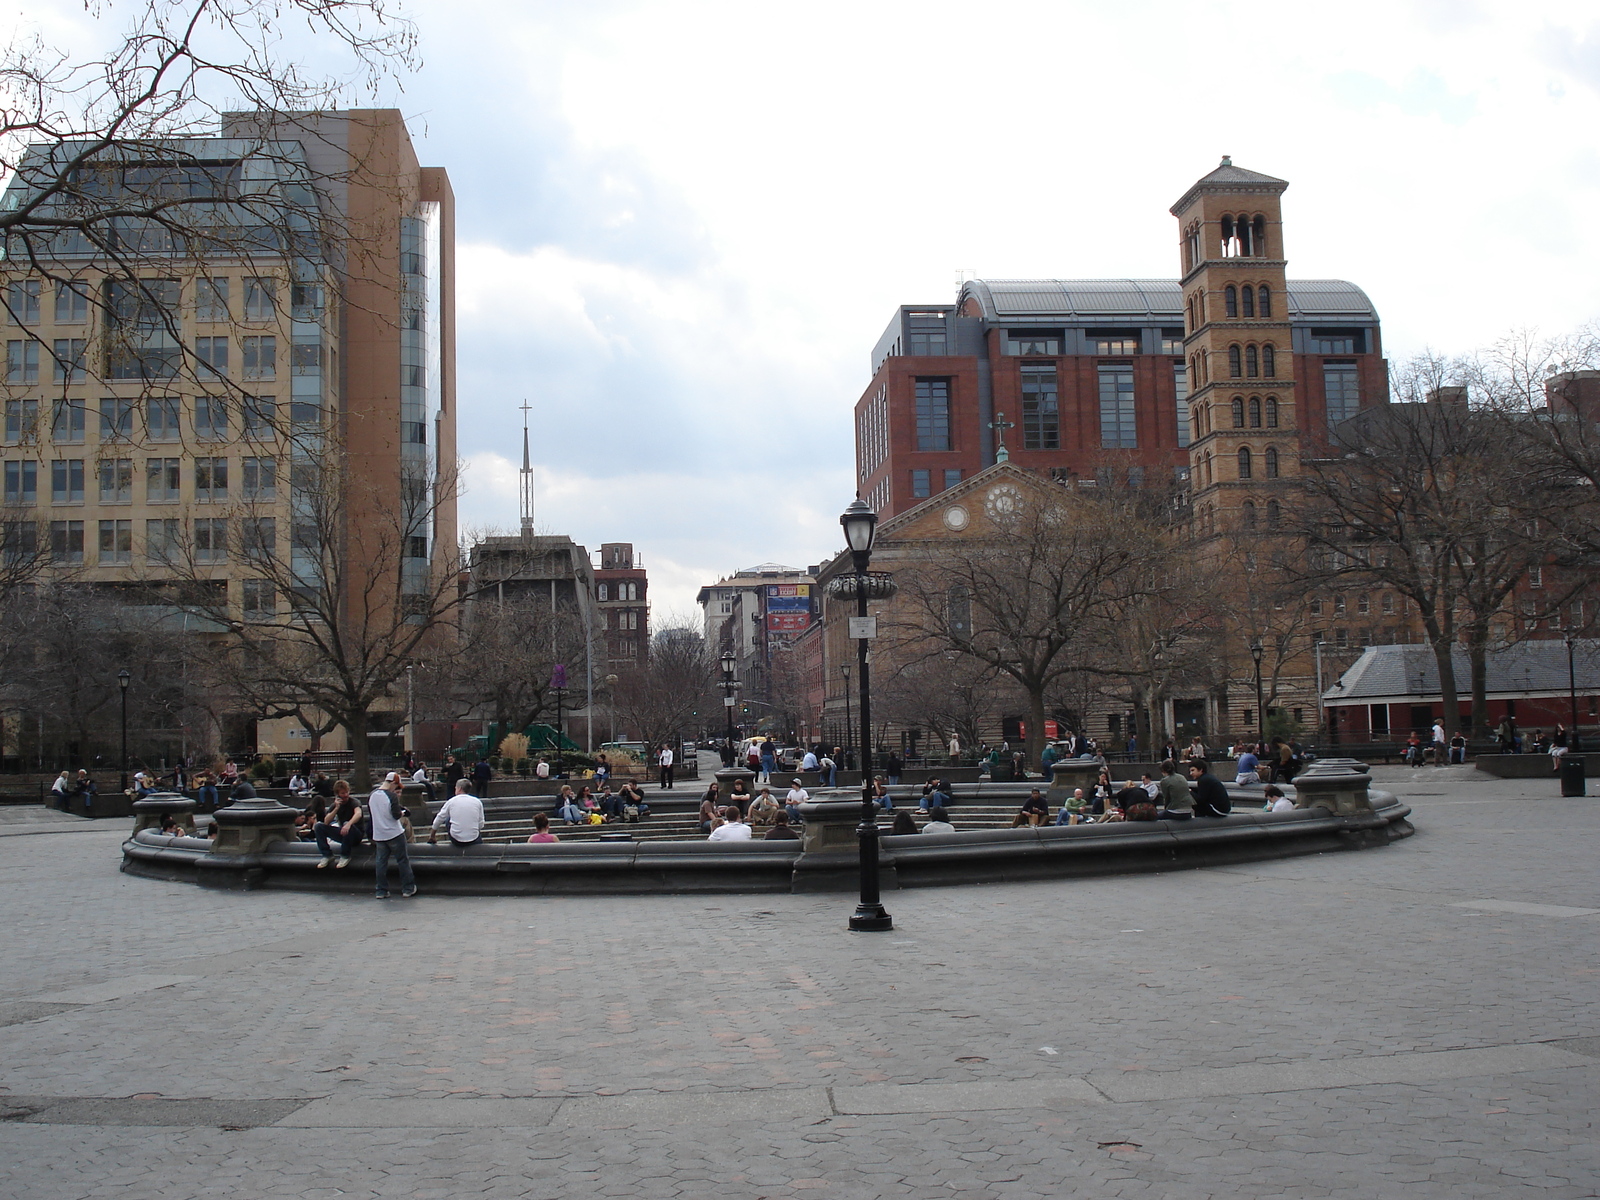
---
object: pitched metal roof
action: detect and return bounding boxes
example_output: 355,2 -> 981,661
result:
1325,640 -> 1600,703
957,278 -> 1377,323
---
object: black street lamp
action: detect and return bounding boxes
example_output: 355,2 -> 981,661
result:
840,663 -> 852,770
720,650 -> 739,761
841,497 -> 891,933
1250,640 -> 1265,747
1566,634 -> 1581,755
118,668 -> 131,794
551,664 -> 568,772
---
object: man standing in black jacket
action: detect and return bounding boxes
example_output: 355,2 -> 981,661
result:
1187,761 -> 1232,818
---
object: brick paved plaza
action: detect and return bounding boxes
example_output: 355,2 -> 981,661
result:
1,765 -> 1596,1199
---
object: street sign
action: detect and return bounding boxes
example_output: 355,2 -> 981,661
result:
848,616 -> 878,639
723,696 -> 737,707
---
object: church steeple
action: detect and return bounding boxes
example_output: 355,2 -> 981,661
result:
1172,158 -> 1295,539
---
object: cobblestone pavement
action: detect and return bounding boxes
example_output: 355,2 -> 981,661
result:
1,766 -> 1597,1198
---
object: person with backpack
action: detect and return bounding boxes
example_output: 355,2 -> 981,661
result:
368,771 -> 417,899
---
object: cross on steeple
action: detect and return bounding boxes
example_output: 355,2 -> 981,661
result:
989,411 -> 1016,463
519,399 -> 535,537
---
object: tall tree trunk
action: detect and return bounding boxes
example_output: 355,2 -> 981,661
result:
1425,627 -> 1463,738
1026,688 -> 1048,778
1465,625 -> 1491,737
349,716 -> 371,793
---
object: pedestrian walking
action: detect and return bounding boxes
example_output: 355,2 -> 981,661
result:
369,772 -> 417,898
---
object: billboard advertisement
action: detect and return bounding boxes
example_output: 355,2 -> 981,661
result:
765,583 -> 812,633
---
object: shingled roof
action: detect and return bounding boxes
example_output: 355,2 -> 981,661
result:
1325,641 -> 1600,703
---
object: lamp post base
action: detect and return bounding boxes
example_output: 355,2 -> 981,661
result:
849,905 -> 893,932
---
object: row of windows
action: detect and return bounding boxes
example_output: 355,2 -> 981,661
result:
1,515 -> 278,567
1183,283 -> 1273,331
6,335 -> 296,383
597,581 -> 642,601
1189,395 -> 1282,439
919,365 -> 1193,455
607,609 -> 641,631
2,455 -> 280,505
1311,593 -> 1399,617
1181,213 -> 1270,270
1227,343 -> 1276,379
1194,446 -> 1282,486
4,395 -> 313,445
1003,330 -> 1185,357
5,277 -> 320,326
910,468 -> 962,499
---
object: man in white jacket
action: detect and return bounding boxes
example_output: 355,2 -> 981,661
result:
429,779 -> 485,848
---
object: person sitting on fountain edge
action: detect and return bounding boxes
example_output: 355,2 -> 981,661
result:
1188,760 -> 1231,818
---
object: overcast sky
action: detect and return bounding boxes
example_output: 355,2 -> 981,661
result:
17,0 -> 1600,617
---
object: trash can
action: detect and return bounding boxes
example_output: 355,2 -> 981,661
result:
1560,756 -> 1586,797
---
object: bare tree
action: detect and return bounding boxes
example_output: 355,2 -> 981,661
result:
454,595 -> 588,737
893,487 -> 1168,767
875,652 -> 1020,757
611,626 -> 715,755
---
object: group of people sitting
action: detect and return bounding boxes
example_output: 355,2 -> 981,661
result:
699,779 -> 810,832
554,780 -> 650,825
1010,760 -> 1296,827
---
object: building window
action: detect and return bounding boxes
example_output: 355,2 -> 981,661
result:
98,518 -> 132,564
907,313 -> 947,355
1098,365 -> 1136,448
1004,332 -> 1060,355
1092,333 -> 1140,355
6,340 -> 39,383
99,398 -> 132,441
1225,285 -> 1238,317
1242,500 -> 1256,529
51,339 -> 87,383
196,278 -> 229,322
1249,397 -> 1262,428
243,517 -> 275,561
1262,344 -> 1276,378
242,456 -> 277,500
1175,364 -> 1190,448
1228,345 -> 1242,378
5,399 -> 38,445
50,458 -> 84,504
1309,329 -> 1362,354
6,459 -> 39,504
597,582 -> 609,601
145,518 -> 180,565
915,378 -> 951,451
1241,285 -> 1255,318
195,517 -> 227,563
2,519 -> 37,561
242,336 -> 276,380
401,420 -> 426,444
147,396 -> 180,442
1237,447 -> 1252,479
195,457 -> 228,502
54,281 -> 89,324
1265,446 -> 1279,478
293,343 -> 323,376
195,336 -> 228,379
943,468 -> 962,491
243,395 -> 276,438
1231,397 -> 1245,428
195,396 -> 228,440
6,280 -> 41,325
243,277 -> 276,322
1020,364 -> 1059,450
1382,593 -> 1395,615
98,457 -> 133,503
147,457 -> 180,503
50,519 -> 84,564
1258,286 -> 1272,317
1266,397 -> 1279,428
1246,345 -> 1259,378
52,399 -> 85,443
292,284 -> 323,322
1529,566 -> 1543,589
242,578 -> 276,618
1161,328 -> 1184,354
1266,499 -> 1280,528
911,469 -> 931,498
1324,363 -> 1361,427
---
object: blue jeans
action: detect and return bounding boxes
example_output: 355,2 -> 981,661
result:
314,821 -> 362,856
1056,808 -> 1077,825
824,765 -> 837,787
373,834 -> 415,897
876,794 -> 894,811
558,802 -> 584,824
760,758 -> 775,780
198,784 -> 218,807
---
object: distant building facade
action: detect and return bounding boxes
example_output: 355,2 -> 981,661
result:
594,542 -> 649,667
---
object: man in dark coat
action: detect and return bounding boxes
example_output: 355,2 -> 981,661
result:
1187,761 -> 1231,818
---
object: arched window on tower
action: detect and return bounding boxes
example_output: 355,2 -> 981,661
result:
1265,446 -> 1279,478
1221,215 -> 1239,257
1266,396 -> 1279,427
1266,499 -> 1280,528
1242,500 -> 1257,529
1225,285 -> 1238,317
1262,343 -> 1276,378
1241,285 -> 1255,318
1258,284 -> 1271,316
1249,397 -> 1262,428
1204,451 -> 1213,486
1253,216 -> 1267,257
1231,397 -> 1245,428
1238,446 -> 1253,480
1246,345 -> 1259,378
1228,344 -> 1242,377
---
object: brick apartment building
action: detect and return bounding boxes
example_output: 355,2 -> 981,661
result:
595,542 -> 649,667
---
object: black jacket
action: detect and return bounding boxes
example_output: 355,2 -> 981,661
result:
1192,772 -> 1231,818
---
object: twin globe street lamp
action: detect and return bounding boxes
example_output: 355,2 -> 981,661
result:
1250,639 -> 1265,747
118,668 -> 131,794
720,650 -> 739,759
